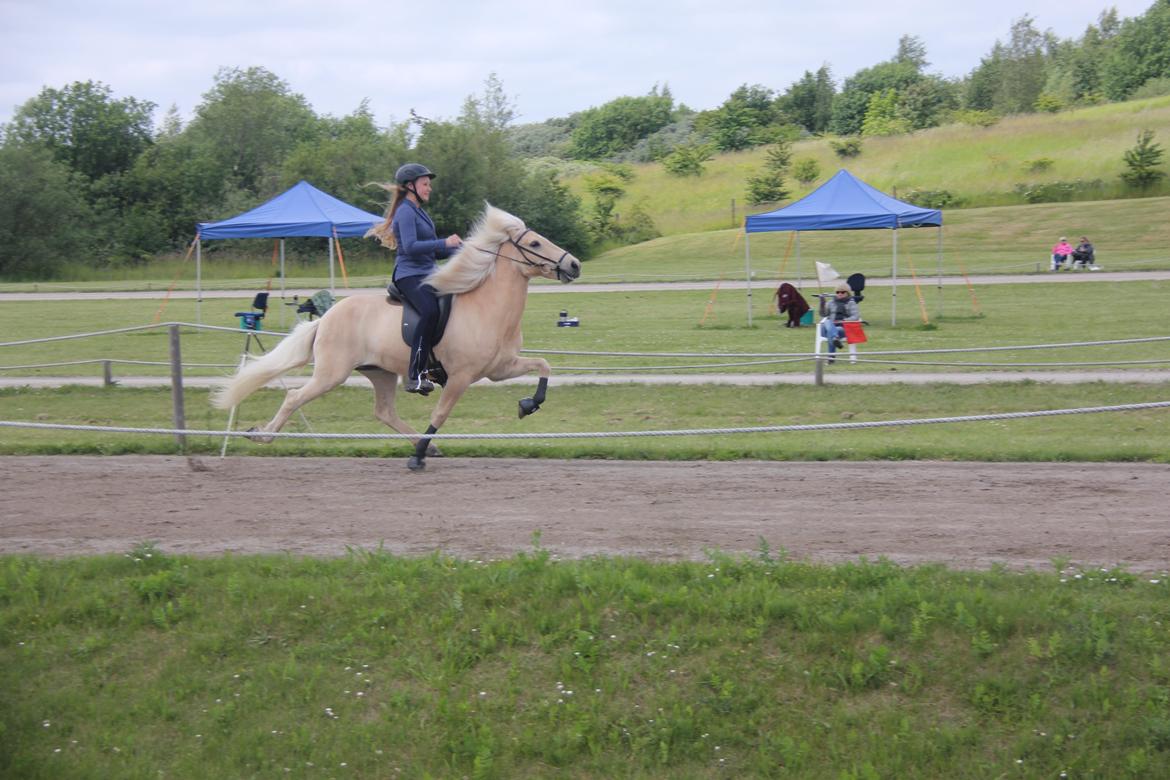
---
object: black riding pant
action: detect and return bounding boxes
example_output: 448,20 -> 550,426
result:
394,274 -> 439,380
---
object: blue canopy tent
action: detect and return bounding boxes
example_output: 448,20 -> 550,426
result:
743,169 -> 943,326
194,180 -> 382,320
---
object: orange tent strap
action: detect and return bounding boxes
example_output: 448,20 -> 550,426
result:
333,231 -> 350,289
151,237 -> 198,324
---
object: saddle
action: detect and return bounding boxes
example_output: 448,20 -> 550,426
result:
385,281 -> 453,387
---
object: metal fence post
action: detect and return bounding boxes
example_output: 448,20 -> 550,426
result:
169,325 -> 187,453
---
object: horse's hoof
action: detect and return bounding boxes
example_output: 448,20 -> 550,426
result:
518,397 -> 541,418
245,426 -> 274,444
407,455 -> 426,471
426,444 -> 443,458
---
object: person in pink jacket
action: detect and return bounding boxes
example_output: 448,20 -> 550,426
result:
1051,237 -> 1073,271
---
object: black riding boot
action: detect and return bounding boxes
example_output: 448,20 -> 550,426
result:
404,346 -> 434,395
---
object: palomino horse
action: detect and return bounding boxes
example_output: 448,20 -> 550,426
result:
211,205 -> 581,470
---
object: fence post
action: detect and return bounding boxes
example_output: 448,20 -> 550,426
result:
813,317 -> 826,386
169,325 -> 187,453
102,360 -> 116,387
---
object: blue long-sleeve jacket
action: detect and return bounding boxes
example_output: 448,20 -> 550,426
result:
392,199 -> 453,281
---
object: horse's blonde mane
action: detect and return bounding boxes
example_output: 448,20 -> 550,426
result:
426,204 -> 525,294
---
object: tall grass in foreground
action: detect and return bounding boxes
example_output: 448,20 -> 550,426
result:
2,547 -> 1168,778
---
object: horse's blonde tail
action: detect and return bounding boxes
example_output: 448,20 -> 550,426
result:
211,320 -> 321,409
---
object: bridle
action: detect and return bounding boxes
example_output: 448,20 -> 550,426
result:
471,227 -> 573,282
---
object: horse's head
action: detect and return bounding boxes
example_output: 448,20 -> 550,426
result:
503,225 -> 582,284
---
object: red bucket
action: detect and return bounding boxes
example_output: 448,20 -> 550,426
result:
842,321 -> 867,344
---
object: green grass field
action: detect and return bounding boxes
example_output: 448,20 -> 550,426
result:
2,281 -> 1168,379
580,196 -> 1170,284
3,549 -> 1168,778
1,281 -> 1167,461
2,382 -> 1168,462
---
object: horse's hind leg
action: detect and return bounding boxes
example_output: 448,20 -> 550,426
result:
360,368 -> 441,457
248,362 -> 353,443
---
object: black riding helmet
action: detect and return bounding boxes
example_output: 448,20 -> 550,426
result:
395,162 -> 436,185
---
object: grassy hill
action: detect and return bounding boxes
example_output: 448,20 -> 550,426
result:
567,95 -> 1170,237
568,96 -> 1170,282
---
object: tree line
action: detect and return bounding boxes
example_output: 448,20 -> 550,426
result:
1,3 -> 1168,279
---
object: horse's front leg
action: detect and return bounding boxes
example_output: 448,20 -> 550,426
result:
490,356 -> 551,419
407,375 -> 472,472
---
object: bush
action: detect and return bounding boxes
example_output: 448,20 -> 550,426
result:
1022,157 -> 1055,173
661,142 -> 714,177
746,171 -> 788,205
902,189 -> 962,209
950,109 -> 1000,128
1121,129 -> 1166,190
614,201 -> 661,244
1130,77 -> 1170,101
829,138 -> 862,158
1034,93 -> 1064,113
792,157 -> 821,186
1013,179 -> 1106,203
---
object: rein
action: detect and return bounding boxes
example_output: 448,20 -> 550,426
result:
469,228 -> 570,281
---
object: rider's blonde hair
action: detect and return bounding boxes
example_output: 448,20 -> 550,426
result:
364,183 -> 408,250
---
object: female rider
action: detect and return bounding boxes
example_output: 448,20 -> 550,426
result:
367,163 -> 462,394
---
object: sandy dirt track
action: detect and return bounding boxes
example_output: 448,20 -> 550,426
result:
2,456 -> 1168,572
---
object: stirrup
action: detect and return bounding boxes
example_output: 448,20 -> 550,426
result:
404,375 -> 435,395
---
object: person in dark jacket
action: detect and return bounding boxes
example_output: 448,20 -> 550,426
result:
774,282 -> 810,327
1072,236 -> 1097,270
367,163 -> 462,394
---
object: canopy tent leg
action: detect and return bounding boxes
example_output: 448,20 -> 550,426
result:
280,239 -> 287,328
744,233 -> 753,327
891,228 -> 898,327
936,225 -> 944,321
195,237 -> 202,325
329,238 -> 335,293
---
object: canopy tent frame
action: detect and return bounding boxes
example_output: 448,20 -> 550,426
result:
192,180 -> 381,322
743,170 -> 943,327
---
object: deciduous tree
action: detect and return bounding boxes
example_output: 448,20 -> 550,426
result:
7,80 -> 155,182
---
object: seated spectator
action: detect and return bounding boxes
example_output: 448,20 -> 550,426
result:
1051,237 -> 1073,271
1072,236 -> 1098,270
820,283 -> 860,362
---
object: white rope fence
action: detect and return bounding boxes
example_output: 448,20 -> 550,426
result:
2,401 -> 1168,441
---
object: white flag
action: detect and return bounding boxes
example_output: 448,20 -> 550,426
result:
815,261 -> 840,284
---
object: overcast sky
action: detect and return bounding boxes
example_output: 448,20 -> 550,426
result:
0,0 -> 1157,131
